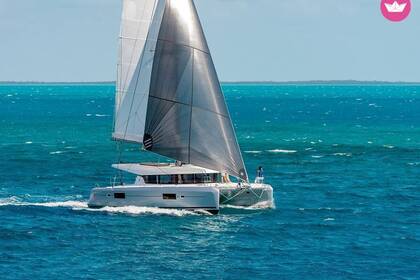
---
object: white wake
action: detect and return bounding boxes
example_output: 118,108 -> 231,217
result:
221,200 -> 276,210
0,197 -> 203,217
1,196 -> 275,215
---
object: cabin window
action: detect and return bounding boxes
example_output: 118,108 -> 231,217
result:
163,193 -> 176,200
157,175 -> 179,184
212,174 -> 222,183
144,175 -> 158,184
143,173 -> 221,185
194,174 -> 212,183
194,174 -> 203,183
159,175 -> 172,184
114,193 -> 125,199
181,174 -> 195,184
204,174 -> 213,183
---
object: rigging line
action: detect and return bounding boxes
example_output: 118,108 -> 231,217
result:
246,187 -> 268,204
188,49 -> 194,164
220,188 -> 248,204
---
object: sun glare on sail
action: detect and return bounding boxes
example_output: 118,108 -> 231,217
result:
171,0 -> 195,37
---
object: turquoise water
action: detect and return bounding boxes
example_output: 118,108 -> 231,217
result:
0,83 -> 419,279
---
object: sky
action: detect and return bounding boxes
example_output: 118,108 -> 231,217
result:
1,0 -> 419,82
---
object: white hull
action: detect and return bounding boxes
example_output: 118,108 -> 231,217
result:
88,183 -> 274,214
218,183 -> 274,207
88,185 -> 220,214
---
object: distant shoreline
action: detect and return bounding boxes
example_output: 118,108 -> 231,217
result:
1,80 -> 420,85
0,81 -> 115,85
223,80 -> 420,85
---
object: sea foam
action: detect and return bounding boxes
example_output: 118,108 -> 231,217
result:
0,197 -> 204,217
0,197 -> 87,209
268,149 -> 297,154
83,206 -> 203,216
221,200 -> 275,210
245,151 -> 263,154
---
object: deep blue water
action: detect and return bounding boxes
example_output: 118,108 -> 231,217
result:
0,83 -> 419,279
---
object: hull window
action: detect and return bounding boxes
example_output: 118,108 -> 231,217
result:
163,193 -> 177,200
114,193 -> 126,199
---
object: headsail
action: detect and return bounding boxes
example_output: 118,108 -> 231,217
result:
113,0 -> 164,143
143,0 -> 248,181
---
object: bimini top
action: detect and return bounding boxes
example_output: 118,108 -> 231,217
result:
112,163 -> 220,176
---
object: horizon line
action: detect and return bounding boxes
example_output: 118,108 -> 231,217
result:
1,80 -> 420,85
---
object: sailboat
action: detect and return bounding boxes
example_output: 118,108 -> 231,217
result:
88,0 -> 274,214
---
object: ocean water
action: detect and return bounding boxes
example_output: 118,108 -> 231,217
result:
0,83 -> 419,279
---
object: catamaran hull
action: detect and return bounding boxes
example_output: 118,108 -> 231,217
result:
219,184 -> 274,207
88,186 -> 220,214
88,184 -> 274,214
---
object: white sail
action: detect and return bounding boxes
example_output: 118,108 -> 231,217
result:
113,0 -> 165,143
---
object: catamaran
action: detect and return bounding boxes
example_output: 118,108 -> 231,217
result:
88,0 -> 274,214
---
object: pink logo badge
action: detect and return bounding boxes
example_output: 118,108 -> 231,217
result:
381,0 -> 411,22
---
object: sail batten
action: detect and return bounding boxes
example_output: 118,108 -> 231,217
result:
153,39 -> 211,55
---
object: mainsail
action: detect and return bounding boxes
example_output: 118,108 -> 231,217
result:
114,0 -> 248,181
